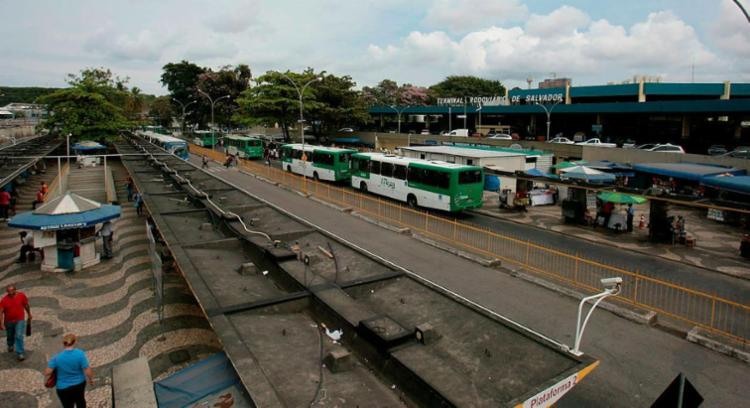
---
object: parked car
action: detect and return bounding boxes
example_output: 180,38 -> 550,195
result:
547,136 -> 575,144
487,133 -> 513,140
636,143 -> 657,150
420,129 -> 430,135
707,145 -> 728,155
441,129 -> 469,137
722,147 -> 750,158
575,138 -> 617,147
645,143 -> 685,153
338,127 -> 354,133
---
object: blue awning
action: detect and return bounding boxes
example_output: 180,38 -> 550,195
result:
9,205 -> 121,230
72,141 -> 106,151
701,175 -> 750,195
632,163 -> 745,182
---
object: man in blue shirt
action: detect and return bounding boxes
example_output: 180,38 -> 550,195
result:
45,333 -> 93,408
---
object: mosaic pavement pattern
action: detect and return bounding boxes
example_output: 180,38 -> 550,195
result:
0,163 -> 221,407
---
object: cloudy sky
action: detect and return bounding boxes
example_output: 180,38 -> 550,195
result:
1,0 -> 748,94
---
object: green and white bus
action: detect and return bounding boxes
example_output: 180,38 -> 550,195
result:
192,130 -> 218,148
280,144 -> 356,182
224,134 -> 264,159
350,152 -> 484,212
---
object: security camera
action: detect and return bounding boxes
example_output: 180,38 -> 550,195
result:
600,277 -> 622,290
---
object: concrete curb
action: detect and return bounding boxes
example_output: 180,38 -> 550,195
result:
686,327 -> 750,364
310,196 -> 353,213
350,211 -> 411,235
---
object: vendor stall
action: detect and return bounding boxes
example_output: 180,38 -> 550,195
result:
72,141 -> 107,167
8,192 -> 121,272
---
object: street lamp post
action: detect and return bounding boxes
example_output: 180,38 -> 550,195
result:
172,98 -> 197,137
279,73 -> 321,146
536,100 -> 561,141
476,105 -> 483,133
386,105 -> 409,134
197,89 -> 230,148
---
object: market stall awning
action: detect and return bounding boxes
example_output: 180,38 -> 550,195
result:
586,160 -> 635,177
8,192 -> 121,230
701,175 -> 750,195
551,160 -> 587,170
597,191 -> 648,204
632,163 -> 745,182
559,165 -> 616,183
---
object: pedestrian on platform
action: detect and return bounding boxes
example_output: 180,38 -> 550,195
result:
17,231 -> 35,263
0,284 -> 32,361
125,177 -> 134,201
40,181 -> 48,196
100,221 -> 114,259
626,204 -> 635,232
0,188 -> 10,220
32,188 -> 45,210
45,333 -> 93,408
134,193 -> 144,216
202,155 -> 209,169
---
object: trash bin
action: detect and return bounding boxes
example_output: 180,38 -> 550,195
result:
57,243 -> 75,270
484,175 -> 500,191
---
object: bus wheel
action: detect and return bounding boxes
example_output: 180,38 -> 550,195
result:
360,182 -> 367,192
313,172 -> 319,181
286,165 -> 292,172
407,194 -> 417,208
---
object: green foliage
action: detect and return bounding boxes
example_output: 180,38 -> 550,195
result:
0,87 -> 59,105
37,67 -> 138,140
149,96 -> 175,128
161,60 -> 206,126
428,76 -> 506,98
195,64 -> 252,127
362,80 -> 431,107
308,71 -> 369,132
235,70 -> 306,141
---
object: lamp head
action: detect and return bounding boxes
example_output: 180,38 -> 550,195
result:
600,277 -> 622,292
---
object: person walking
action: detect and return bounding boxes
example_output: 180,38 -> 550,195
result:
100,221 -> 114,259
134,193 -> 144,216
45,333 -> 93,408
0,284 -> 31,361
125,177 -> 134,202
201,155 -> 209,169
0,188 -> 10,221
626,203 -> 635,232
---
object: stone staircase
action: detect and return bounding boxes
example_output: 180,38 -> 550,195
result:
67,165 -> 108,203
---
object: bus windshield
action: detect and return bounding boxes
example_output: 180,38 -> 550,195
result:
458,169 -> 482,184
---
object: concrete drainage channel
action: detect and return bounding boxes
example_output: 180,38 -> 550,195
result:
116,134 -> 601,407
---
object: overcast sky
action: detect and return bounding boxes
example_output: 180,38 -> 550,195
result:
1,0 -> 748,94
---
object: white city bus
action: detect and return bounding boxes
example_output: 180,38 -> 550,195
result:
350,152 -> 484,212
279,144 -> 356,182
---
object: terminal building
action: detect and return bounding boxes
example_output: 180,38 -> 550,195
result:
369,80 -> 750,154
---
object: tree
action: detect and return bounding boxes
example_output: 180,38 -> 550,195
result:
149,96 -> 175,128
362,79 -> 400,106
161,60 -> 206,126
195,64 -> 252,128
38,67 -> 135,140
306,70 -> 369,134
235,70 -> 317,142
398,84 -> 430,106
428,76 -> 505,98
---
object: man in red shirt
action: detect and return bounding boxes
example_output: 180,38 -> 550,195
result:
0,284 -> 32,361
32,189 -> 44,210
0,189 -> 10,220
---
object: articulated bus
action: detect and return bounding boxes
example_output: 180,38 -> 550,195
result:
140,131 -> 189,160
280,144 -> 356,182
192,130 -> 218,148
350,152 -> 484,212
224,135 -> 264,159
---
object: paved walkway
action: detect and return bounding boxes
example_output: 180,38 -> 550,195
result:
477,191 -> 750,280
0,162 -> 220,407
191,155 -> 749,407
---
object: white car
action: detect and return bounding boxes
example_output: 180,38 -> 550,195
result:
548,136 -> 575,144
646,143 -> 685,154
338,127 -> 354,133
487,133 -> 513,140
575,138 -> 616,148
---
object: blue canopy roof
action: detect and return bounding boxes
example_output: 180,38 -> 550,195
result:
9,205 -> 121,230
72,141 -> 106,151
701,175 -> 750,195
632,163 -> 745,182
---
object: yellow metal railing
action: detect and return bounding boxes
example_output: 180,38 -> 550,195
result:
190,144 -> 750,345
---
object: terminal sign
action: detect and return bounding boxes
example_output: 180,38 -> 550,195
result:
437,96 -> 509,106
511,93 -> 564,104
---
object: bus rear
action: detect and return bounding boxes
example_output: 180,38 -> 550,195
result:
451,167 -> 484,211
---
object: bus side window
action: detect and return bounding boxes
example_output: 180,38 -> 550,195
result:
370,160 -> 381,175
393,165 -> 406,180
380,162 -> 394,178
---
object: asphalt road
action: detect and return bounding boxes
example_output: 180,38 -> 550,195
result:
192,156 -> 748,407
458,211 -> 750,303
